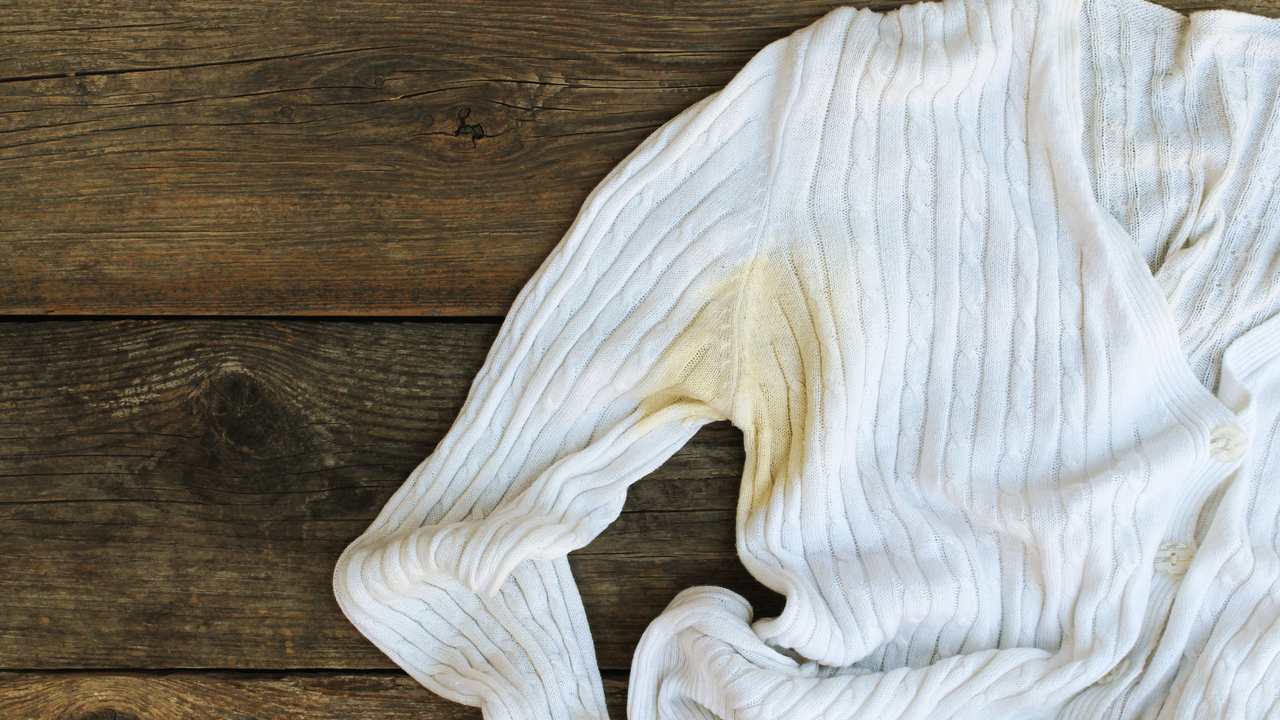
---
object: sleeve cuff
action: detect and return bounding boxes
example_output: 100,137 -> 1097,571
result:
335,539 -> 608,720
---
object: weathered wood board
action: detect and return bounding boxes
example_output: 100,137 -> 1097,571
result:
5,0 -> 1274,316
0,320 -> 781,671
0,671 -> 629,719
0,0 -> 854,316
7,0 -> 1280,717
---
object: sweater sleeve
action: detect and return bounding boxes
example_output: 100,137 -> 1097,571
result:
332,26 -> 809,720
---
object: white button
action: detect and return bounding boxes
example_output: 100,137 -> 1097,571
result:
1097,657 -> 1130,685
1154,541 -> 1194,576
1210,424 -> 1247,462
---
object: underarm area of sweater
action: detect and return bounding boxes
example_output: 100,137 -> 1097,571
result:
378,261 -> 758,599
633,265 -> 747,435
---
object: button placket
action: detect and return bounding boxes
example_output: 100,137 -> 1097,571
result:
1210,424 -> 1247,462
1154,541 -> 1194,576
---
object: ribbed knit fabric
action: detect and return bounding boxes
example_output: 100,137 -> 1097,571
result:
332,0 -> 1280,718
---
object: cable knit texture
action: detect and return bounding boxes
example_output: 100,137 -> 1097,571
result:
332,0 -> 1280,717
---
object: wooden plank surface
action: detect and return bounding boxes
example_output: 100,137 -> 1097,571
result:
0,320 -> 781,671
7,1 -> 1280,717
0,672 -> 481,720
0,0 -> 855,316
0,671 -> 630,719
6,0 -> 1275,316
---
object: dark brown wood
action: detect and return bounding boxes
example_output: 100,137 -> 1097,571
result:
1174,0 -> 1280,10
0,320 -> 780,671
0,670 -> 629,719
7,3 -> 1279,714
0,0 -> 856,317
5,0 -> 1273,316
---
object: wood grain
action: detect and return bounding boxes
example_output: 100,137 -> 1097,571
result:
5,0 -> 1274,316
0,0 -> 857,316
0,671 -> 630,719
0,320 -> 780,671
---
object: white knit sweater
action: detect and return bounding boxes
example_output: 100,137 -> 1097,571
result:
333,0 -> 1280,717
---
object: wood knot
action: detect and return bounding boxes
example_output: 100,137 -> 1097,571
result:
205,366 -> 294,458
74,712 -> 139,720
454,107 -> 485,147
